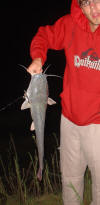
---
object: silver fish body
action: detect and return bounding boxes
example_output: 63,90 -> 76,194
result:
21,73 -> 51,181
29,74 -> 48,180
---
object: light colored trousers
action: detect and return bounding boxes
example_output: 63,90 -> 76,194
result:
60,114 -> 100,205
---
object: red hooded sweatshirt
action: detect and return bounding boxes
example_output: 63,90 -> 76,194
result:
30,0 -> 100,126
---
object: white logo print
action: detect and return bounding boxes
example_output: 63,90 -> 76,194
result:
74,55 -> 100,71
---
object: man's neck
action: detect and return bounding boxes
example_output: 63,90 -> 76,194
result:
89,22 -> 99,32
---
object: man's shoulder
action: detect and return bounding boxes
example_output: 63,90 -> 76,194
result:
59,14 -> 73,25
59,14 -> 74,29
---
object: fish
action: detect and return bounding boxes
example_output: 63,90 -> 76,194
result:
21,72 -> 56,181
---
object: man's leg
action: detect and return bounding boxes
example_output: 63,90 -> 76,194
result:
60,115 -> 87,205
81,124 -> 100,205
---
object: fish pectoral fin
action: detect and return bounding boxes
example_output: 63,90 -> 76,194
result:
47,97 -> 57,105
30,121 -> 35,131
21,100 -> 31,110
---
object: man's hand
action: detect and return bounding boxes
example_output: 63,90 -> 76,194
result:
27,58 -> 43,75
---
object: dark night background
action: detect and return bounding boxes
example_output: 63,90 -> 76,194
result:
0,1 -> 71,161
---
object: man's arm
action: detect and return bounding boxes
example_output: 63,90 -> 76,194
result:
27,15 -> 66,75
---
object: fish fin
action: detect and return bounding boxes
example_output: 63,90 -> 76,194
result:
21,100 -> 31,110
57,147 -> 60,150
47,97 -> 57,105
30,121 -> 35,131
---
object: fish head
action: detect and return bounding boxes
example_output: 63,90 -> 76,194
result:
29,73 -> 48,103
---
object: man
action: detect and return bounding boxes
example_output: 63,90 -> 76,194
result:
27,0 -> 100,204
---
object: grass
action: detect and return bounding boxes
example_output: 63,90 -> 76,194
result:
0,134 -> 92,205
7,193 -> 62,205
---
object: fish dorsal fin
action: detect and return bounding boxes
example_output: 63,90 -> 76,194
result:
47,97 -> 56,105
30,121 -> 35,131
21,100 -> 31,110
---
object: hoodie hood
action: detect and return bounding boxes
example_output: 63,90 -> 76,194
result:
71,0 -> 100,33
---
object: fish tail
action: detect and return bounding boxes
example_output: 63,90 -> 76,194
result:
37,167 -> 42,181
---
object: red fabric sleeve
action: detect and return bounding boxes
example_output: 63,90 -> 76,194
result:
30,16 -> 65,64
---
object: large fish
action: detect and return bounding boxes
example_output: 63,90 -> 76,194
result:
21,72 -> 56,181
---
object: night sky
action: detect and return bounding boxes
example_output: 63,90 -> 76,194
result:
0,2 -> 71,153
